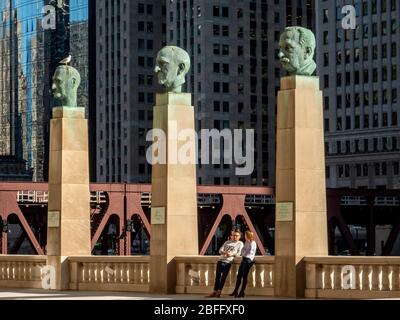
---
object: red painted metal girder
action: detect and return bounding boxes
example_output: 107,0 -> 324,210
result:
0,189 -> 44,255
200,193 -> 267,255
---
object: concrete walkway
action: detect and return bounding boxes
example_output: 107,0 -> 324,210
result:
0,289 -> 283,300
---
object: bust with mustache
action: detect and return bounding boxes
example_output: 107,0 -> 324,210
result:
278,26 -> 316,76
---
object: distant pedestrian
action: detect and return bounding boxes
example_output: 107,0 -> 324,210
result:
206,229 -> 244,298
230,231 -> 257,298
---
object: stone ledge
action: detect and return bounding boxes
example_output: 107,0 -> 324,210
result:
280,75 -> 320,91
52,107 -> 85,119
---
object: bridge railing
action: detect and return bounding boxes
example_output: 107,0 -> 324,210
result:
175,256 -> 275,296
0,255 -> 47,289
305,256 -> 400,299
69,256 -> 150,292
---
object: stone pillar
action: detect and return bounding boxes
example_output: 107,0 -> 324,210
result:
274,76 -> 328,298
46,107 -> 91,290
150,93 -> 198,294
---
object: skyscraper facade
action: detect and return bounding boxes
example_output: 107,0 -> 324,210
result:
0,0 -> 91,182
167,0 -> 314,186
316,0 -> 400,189
95,0 -> 166,183
95,0 -> 314,186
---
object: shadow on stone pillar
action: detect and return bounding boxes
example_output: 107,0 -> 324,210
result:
274,76 -> 328,298
149,93 -> 198,294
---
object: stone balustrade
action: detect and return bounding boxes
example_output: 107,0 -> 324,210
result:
305,256 -> 400,299
69,256 -> 150,292
0,255 -> 47,289
3,254 -> 400,299
175,256 -> 275,296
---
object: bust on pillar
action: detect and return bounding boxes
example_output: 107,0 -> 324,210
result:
149,46 -> 198,294
274,27 -> 328,298
46,57 -> 91,290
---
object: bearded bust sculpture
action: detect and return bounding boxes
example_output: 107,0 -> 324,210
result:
52,62 -> 81,108
278,26 -> 316,76
154,46 -> 191,93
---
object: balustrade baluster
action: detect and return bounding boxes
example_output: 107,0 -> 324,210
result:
255,264 -> 263,289
133,263 -> 140,284
189,263 -> 196,287
268,264 -> 274,288
83,263 -> 89,283
106,264 -> 112,283
27,263 -> 33,281
393,265 -> 398,291
208,263 -> 215,288
112,263 -> 118,283
381,265 -> 390,291
16,262 -> 21,281
198,264 -> 206,287
122,263 -> 129,284
333,265 -> 341,290
249,264 -> 257,288
92,263 -> 97,283
322,265 -> 332,289
141,263 -> 148,284
390,266 -> 400,291
127,263 -> 134,284
89,263 -> 95,283
371,265 -> 380,291
360,265 -> 368,291
355,265 -> 362,290
34,264 -> 41,282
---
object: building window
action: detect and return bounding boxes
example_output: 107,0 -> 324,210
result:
213,6 -> 220,17
213,25 -> 220,36
222,26 -> 229,37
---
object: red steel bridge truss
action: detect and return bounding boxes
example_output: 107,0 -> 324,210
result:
0,183 -> 399,256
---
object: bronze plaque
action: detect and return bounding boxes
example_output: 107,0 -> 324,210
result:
276,202 -> 294,222
151,207 -> 166,225
48,211 -> 60,228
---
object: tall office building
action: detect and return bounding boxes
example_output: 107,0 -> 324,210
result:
95,0 -> 166,183
0,0 -> 92,182
316,0 -> 400,189
95,0 -> 314,185
166,0 -> 314,186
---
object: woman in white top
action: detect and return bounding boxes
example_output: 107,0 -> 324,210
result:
230,231 -> 257,298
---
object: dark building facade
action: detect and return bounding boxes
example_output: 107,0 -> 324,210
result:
316,0 -> 400,189
95,0 -> 315,186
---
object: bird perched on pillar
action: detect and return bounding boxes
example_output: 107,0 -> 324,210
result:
59,55 -> 72,66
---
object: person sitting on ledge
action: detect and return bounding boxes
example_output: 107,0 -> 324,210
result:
206,229 -> 244,298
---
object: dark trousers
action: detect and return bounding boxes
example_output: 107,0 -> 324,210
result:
234,257 -> 255,293
214,261 -> 232,291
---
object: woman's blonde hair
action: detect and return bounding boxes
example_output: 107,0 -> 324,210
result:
245,231 -> 254,241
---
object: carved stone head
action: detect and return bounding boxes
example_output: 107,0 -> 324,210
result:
154,46 -> 191,93
52,65 -> 81,108
278,26 -> 316,76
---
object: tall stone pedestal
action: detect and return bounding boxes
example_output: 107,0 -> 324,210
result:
46,107 -> 91,290
274,76 -> 328,298
150,93 -> 198,294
